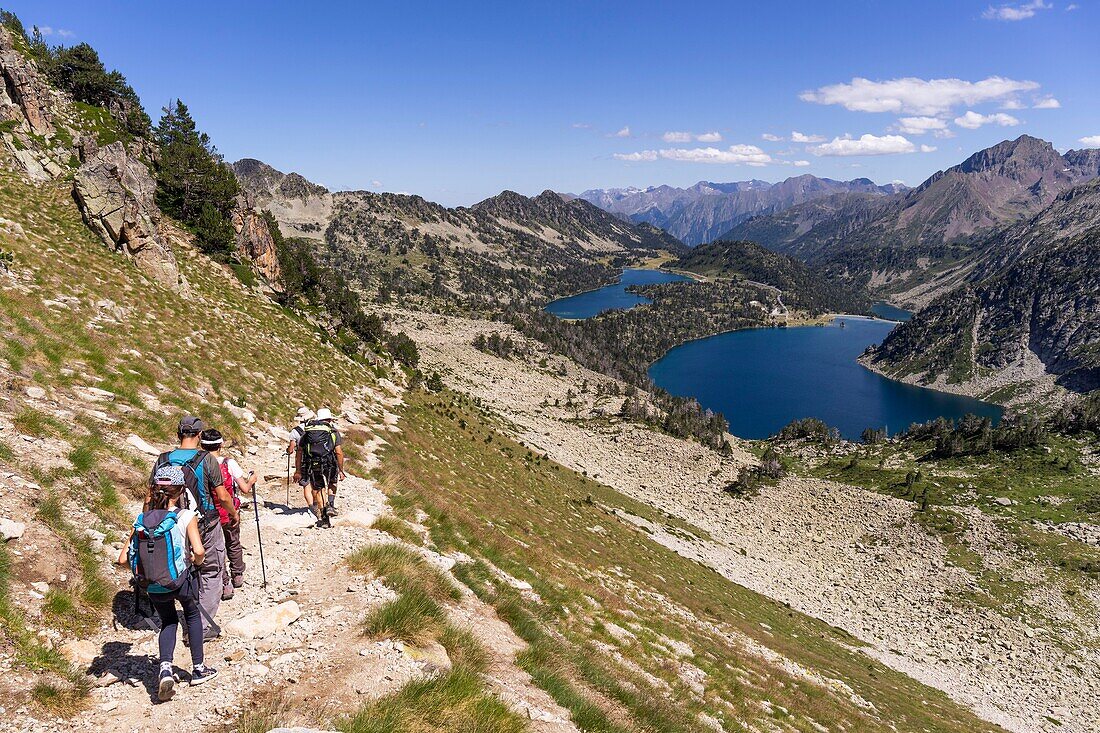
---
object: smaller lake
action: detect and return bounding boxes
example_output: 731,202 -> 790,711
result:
649,317 -> 1002,440
545,268 -> 691,319
871,302 -> 913,322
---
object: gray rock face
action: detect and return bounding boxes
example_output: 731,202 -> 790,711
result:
232,192 -> 284,290
73,142 -> 180,289
0,27 -> 55,136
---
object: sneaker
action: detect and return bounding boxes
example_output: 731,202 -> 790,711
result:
190,666 -> 219,686
221,585 -> 234,601
157,668 -> 176,701
231,575 -> 244,589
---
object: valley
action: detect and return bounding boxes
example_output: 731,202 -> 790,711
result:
0,6 -> 1097,733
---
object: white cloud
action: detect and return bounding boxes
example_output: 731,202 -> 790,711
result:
790,131 -> 825,143
982,0 -> 1051,21
792,160 -> 811,167
954,110 -> 1020,129
920,144 -> 938,153
663,130 -> 723,143
1001,98 -> 1026,109
810,134 -> 917,157
761,133 -> 783,142
614,144 -> 772,166
894,116 -> 948,135
571,122 -> 591,129
613,126 -> 631,138
370,180 -> 383,188
1066,3 -> 1079,9
1079,135 -> 1100,146
35,25 -> 74,37
1033,96 -> 1061,109
58,28 -> 74,37
801,76 -> 1040,116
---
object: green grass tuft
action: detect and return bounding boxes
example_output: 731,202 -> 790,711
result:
362,585 -> 445,645
370,514 -> 424,546
347,542 -> 460,603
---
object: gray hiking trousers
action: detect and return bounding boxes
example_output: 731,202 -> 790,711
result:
197,517 -> 226,632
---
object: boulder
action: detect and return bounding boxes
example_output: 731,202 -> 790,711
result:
126,434 -> 161,456
330,510 -> 377,529
225,600 -> 301,640
0,518 -> 25,541
59,639 -> 98,668
399,640 -> 452,674
73,142 -> 180,289
232,193 -> 284,290
23,385 -> 45,399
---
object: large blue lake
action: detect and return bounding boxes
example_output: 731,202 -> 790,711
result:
543,268 -> 691,319
871,301 -> 913,322
648,317 -> 1002,440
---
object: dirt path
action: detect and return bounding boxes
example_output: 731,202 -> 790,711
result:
7,388 -> 577,733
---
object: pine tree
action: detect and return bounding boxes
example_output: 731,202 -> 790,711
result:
154,100 -> 239,258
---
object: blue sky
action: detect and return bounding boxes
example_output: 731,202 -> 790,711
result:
11,0 -> 1099,206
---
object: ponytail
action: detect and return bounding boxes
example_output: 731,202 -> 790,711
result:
149,483 -> 184,511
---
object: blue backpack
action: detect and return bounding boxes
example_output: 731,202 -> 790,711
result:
130,509 -> 190,593
152,449 -> 216,517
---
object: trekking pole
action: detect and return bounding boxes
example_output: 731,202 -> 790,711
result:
285,453 -> 291,508
251,473 -> 268,588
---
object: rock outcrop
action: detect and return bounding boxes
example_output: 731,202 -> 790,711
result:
232,193 -> 284,290
73,141 -> 180,289
0,27 -> 54,136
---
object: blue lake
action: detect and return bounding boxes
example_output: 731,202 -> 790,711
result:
544,268 -> 691,319
871,301 -> 913,322
649,317 -> 1002,440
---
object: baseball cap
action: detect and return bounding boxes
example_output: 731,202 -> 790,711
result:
178,415 -> 205,435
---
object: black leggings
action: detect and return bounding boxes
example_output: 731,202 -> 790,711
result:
149,582 -> 203,667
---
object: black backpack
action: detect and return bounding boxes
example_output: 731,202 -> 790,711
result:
300,420 -> 336,463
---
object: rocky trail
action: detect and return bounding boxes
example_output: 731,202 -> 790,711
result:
4,388 -> 577,733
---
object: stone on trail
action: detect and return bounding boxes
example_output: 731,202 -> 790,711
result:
24,386 -> 46,399
0,518 -> 26,541
126,434 -> 161,456
266,728 -> 340,733
330,509 -> 377,529
225,600 -> 302,640
60,639 -> 98,667
399,640 -> 452,674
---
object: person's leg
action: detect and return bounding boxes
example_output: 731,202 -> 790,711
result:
149,593 -> 179,663
149,592 -> 180,701
197,520 -> 227,635
326,461 -> 339,514
177,592 -> 204,669
225,521 -> 245,583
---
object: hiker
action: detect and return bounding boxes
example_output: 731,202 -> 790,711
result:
149,416 -> 239,640
286,407 -> 314,506
292,407 -> 346,528
117,465 -> 218,702
199,429 -> 256,601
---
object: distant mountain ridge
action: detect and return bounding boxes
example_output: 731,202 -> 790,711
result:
233,159 -> 685,309
723,135 -> 1100,303
577,174 -> 906,246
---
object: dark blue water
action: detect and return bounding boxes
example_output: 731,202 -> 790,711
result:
649,317 -> 1002,440
871,302 -> 913,322
545,268 -> 691,319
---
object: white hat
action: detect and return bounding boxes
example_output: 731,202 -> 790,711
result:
315,407 -> 334,421
296,406 -> 314,420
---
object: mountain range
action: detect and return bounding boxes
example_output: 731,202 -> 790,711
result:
233,159 -> 685,309
576,175 -> 907,246
722,135 -> 1100,304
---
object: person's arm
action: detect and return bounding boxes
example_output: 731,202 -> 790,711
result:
335,445 -> 346,480
116,527 -> 135,565
186,516 -> 205,565
230,460 -> 256,495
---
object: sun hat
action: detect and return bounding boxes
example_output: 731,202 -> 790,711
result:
153,465 -> 186,487
295,406 -> 313,420
315,407 -> 334,421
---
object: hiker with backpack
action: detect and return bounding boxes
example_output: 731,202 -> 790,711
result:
292,408 -> 346,528
149,416 -> 239,640
199,429 -> 256,601
286,407 -> 314,507
117,465 -> 218,701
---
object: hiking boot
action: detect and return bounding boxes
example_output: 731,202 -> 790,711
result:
157,668 -> 176,701
326,505 -> 339,517
190,666 -> 218,686
231,574 -> 244,589
202,627 -> 220,642
221,585 -> 234,601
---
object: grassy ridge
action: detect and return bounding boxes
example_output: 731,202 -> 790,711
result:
370,390 -> 1008,732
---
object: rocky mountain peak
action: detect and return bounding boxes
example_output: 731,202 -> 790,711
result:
956,134 -> 1062,178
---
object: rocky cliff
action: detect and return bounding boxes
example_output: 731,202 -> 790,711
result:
863,179 -> 1100,404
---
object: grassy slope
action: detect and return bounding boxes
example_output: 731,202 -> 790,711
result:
0,153 -> 384,711
372,390 -> 1007,733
